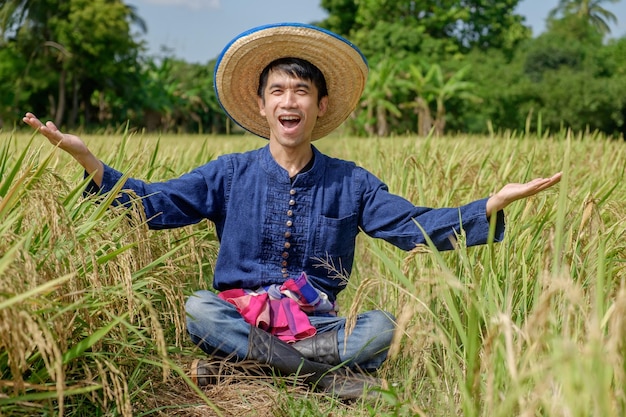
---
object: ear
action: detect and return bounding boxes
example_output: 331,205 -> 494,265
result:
318,96 -> 329,117
258,96 -> 266,117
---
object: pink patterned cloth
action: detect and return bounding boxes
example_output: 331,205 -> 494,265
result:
218,272 -> 336,343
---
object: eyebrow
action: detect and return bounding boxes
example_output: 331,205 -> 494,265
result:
268,81 -> 312,90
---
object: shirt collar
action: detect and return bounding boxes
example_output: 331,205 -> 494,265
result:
259,144 -> 325,186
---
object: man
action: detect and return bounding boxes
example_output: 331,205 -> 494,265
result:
24,23 -> 561,400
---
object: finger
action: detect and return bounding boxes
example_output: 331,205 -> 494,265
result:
550,172 -> 562,183
542,173 -> 562,186
22,115 -> 42,128
530,173 -> 561,189
534,176 -> 561,192
45,121 -> 60,133
525,178 -> 550,190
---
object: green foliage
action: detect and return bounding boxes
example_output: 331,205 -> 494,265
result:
1,0 -> 144,128
319,0 -> 530,62
134,57 -> 222,133
548,0 -> 619,36
1,0 -> 625,138
316,1 -> 626,138
523,33 -> 588,81
535,68 -> 625,134
357,59 -> 409,136
318,0 -> 358,36
0,44 -> 26,123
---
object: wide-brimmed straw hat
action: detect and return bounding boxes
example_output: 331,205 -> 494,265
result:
214,22 -> 368,140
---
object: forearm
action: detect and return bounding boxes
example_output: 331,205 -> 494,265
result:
72,151 -> 104,187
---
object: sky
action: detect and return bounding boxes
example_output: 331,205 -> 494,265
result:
129,0 -> 626,64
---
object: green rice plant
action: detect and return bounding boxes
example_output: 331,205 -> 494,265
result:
349,133 -> 626,417
3,129 -> 625,416
0,131 -> 220,416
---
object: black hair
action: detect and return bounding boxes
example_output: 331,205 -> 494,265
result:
257,57 -> 328,104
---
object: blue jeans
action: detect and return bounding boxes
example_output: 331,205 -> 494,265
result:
185,290 -> 396,371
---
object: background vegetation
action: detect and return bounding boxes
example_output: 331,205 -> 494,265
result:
0,0 -> 625,138
1,129 -> 625,416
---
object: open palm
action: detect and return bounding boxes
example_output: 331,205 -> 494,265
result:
487,173 -> 562,216
23,113 -> 89,156
23,112 -> 104,186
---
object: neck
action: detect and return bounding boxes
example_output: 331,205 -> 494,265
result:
269,141 -> 314,178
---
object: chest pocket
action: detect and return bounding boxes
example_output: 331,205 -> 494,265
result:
314,213 -> 359,261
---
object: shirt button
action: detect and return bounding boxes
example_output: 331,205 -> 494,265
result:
286,220 -> 293,227
287,210 -> 293,217
281,268 -> 288,273
289,199 -> 295,206
284,231 -> 292,238
281,260 -> 288,267
284,242 -> 291,249
282,252 -> 289,259
290,189 -> 296,195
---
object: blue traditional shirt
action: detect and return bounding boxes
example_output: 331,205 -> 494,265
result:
91,144 -> 505,302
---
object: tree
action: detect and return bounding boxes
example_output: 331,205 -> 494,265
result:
359,59 -> 406,136
318,0 -> 531,62
2,0 -> 146,128
319,0 -> 531,137
405,63 -> 481,136
136,56 -> 221,134
403,64 -> 436,136
52,0 -> 145,127
548,0 -> 619,35
318,0 -> 358,37
459,31 -> 626,137
0,43 -> 27,127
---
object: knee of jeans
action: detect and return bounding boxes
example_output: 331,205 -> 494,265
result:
370,310 -> 396,332
366,310 -> 396,349
185,290 -> 218,326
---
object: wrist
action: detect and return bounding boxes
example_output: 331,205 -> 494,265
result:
486,193 -> 505,218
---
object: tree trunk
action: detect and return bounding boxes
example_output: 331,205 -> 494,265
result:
54,68 -> 66,126
69,76 -> 79,128
190,112 -> 202,134
434,101 -> 446,136
143,109 -> 161,132
416,97 -> 432,137
376,105 -> 388,136
364,104 -> 374,136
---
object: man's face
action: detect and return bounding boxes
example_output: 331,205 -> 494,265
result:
258,69 -> 328,149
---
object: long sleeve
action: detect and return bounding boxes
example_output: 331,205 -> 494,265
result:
357,168 -> 505,251
84,159 -> 229,229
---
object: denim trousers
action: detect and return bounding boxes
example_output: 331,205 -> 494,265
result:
186,290 -> 396,371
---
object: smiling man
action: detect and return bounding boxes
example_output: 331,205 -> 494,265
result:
258,58 -> 328,172
24,23 -> 561,400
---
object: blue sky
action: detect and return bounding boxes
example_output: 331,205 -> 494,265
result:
129,0 -> 626,64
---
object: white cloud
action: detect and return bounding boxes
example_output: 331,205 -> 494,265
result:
141,0 -> 220,10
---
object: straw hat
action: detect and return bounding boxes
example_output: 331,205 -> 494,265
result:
214,23 -> 368,140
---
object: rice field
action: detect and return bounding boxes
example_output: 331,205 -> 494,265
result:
1,129 -> 625,416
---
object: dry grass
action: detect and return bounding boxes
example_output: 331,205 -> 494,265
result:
2,130 -> 626,416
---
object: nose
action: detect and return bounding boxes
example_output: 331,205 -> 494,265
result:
281,90 -> 298,108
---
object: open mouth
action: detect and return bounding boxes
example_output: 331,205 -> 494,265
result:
279,115 -> 301,129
